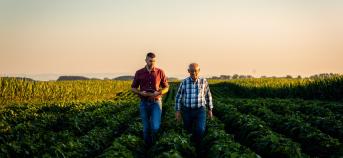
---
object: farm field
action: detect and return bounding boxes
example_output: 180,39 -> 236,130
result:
1,77 -> 343,158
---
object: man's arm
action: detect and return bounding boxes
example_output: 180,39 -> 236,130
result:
175,81 -> 184,111
151,87 -> 168,97
204,79 -> 213,119
151,86 -> 169,97
131,71 -> 151,97
175,81 -> 184,121
205,81 -> 213,110
160,86 -> 169,94
132,88 -> 140,94
158,70 -> 169,95
132,88 -> 153,97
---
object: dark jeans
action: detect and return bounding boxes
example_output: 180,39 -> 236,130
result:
181,106 -> 206,144
139,100 -> 162,146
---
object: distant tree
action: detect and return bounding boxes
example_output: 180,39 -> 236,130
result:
239,75 -> 250,79
211,76 -> 220,79
219,75 -> 231,80
167,77 -> 179,81
113,76 -> 134,80
247,75 -> 254,79
232,74 -> 239,79
285,75 -> 293,79
0,77 -> 35,81
309,73 -> 340,79
57,76 -> 89,81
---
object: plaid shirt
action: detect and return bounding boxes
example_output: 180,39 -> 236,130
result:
175,77 -> 213,111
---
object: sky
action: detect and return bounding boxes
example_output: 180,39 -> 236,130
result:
1,0 -> 343,80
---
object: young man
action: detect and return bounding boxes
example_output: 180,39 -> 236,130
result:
131,52 -> 169,146
175,63 -> 213,144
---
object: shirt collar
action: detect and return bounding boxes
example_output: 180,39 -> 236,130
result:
188,76 -> 200,83
145,66 -> 156,72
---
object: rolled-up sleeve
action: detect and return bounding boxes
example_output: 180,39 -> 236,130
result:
160,70 -> 169,88
131,71 -> 140,88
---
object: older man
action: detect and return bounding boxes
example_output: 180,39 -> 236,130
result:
175,63 -> 213,144
131,52 -> 169,146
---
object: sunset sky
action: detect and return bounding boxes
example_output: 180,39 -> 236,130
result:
1,0 -> 343,80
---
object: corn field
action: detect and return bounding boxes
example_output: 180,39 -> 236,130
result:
0,78 -> 131,105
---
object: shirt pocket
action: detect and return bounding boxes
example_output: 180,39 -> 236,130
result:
197,84 -> 204,95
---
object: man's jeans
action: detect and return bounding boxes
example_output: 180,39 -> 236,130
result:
181,106 -> 206,144
139,100 -> 162,146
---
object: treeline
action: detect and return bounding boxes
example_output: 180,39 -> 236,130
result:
209,73 -> 341,80
57,75 -> 135,81
57,76 -> 179,81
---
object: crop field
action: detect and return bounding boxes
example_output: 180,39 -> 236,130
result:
1,77 -> 343,158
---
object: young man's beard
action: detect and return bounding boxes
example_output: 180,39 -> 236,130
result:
147,64 -> 155,68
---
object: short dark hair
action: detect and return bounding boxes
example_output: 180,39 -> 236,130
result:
146,52 -> 156,58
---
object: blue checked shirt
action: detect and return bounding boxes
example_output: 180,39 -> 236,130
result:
175,77 -> 213,111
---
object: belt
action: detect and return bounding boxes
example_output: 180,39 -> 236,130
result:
141,97 -> 161,102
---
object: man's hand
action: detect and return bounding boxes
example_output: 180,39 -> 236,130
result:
139,91 -> 151,97
208,109 -> 213,120
152,91 -> 161,97
138,90 -> 162,97
175,111 -> 181,122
